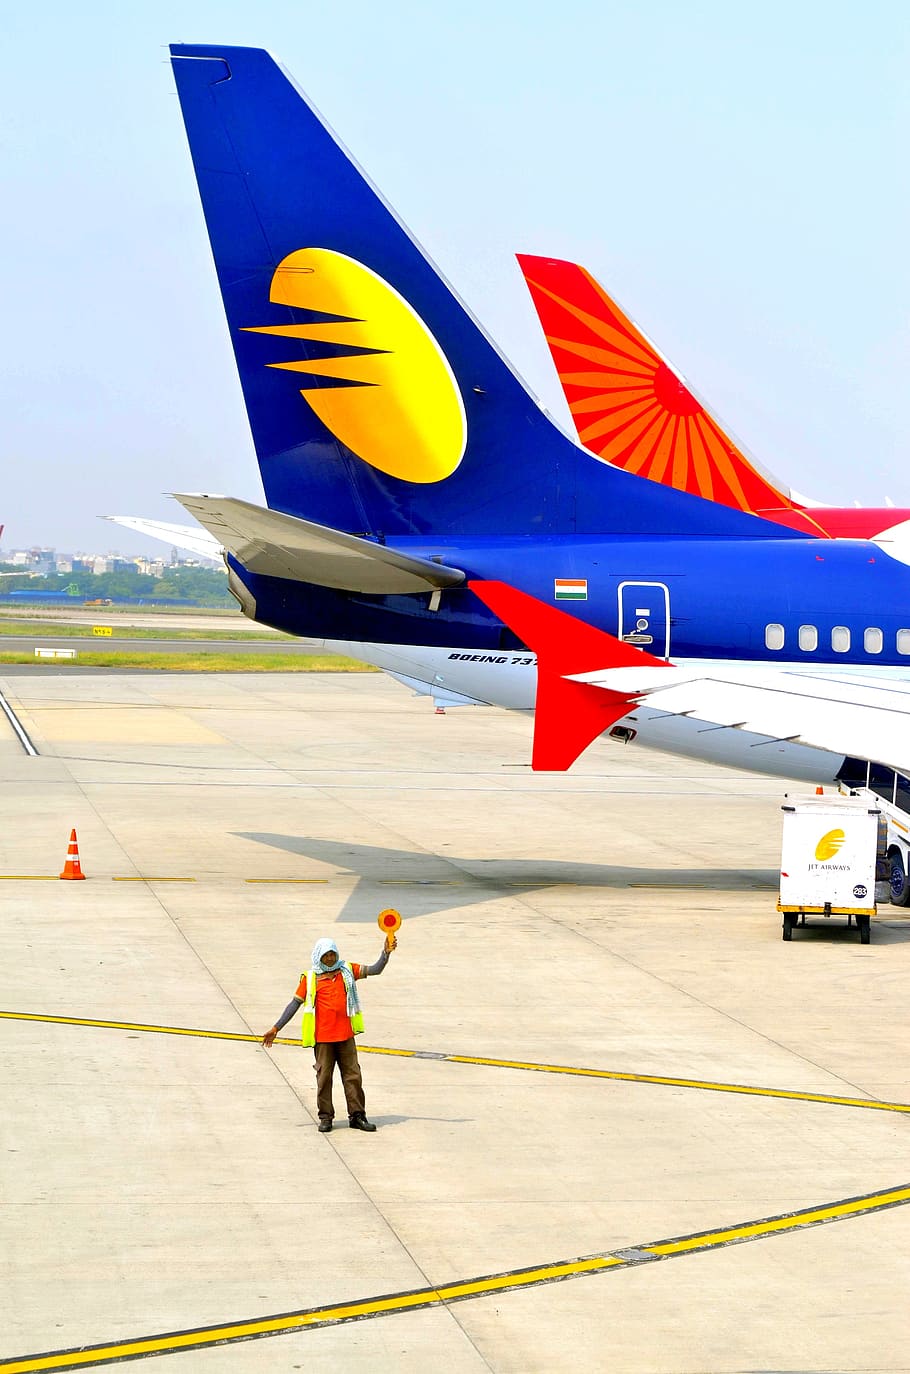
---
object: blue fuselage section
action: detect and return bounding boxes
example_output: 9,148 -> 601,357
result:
232,534 -> 910,667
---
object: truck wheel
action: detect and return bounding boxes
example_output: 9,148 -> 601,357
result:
888,848 -> 910,906
859,916 -> 871,944
782,913 -> 794,941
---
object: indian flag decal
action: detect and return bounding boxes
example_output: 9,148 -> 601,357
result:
554,579 -> 587,600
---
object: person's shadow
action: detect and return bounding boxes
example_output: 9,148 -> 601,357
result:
356,1114 -> 473,1127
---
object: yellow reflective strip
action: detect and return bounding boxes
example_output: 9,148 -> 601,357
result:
0,876 -> 57,881
779,904 -> 875,917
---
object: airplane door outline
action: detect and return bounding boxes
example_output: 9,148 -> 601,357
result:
617,580 -> 670,657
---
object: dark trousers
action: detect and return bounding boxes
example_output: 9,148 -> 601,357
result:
314,1038 -> 365,1121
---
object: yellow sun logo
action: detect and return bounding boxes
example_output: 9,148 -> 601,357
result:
815,829 -> 846,862
243,248 -> 467,484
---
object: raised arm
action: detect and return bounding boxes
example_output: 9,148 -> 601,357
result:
361,933 -> 397,977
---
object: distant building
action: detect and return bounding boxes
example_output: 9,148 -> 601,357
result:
29,548 -> 56,574
0,545 -> 223,578
135,558 -> 165,577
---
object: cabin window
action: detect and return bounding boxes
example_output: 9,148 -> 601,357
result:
898,630 -> 910,655
831,626 -> 851,653
798,625 -> 818,652
864,627 -> 883,654
869,763 -> 896,805
765,623 -> 785,650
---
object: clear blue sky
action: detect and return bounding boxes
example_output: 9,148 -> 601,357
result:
2,1 -> 908,552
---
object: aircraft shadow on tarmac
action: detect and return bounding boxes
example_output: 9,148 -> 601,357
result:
235,832 -> 778,924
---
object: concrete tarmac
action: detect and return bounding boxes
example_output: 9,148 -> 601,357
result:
0,670 -> 908,1373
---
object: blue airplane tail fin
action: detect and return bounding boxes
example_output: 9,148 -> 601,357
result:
169,45 -> 797,542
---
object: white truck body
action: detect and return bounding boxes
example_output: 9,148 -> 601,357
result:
779,796 -> 879,916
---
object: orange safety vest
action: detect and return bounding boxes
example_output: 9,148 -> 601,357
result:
300,969 -> 365,1046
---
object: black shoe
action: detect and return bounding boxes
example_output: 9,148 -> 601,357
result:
349,1112 -> 376,1132
318,1118 -> 333,1133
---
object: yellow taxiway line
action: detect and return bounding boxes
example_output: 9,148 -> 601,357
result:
438,1051 -> 910,1114
1,1009 -> 908,1115
111,877 -> 196,883
2,1183 -> 907,1372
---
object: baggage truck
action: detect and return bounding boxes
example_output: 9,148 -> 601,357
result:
778,795 -> 882,943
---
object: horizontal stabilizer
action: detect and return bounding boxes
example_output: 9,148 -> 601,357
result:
173,495 -> 466,594
469,580 -> 671,770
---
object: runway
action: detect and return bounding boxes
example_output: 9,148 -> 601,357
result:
1,670 -> 908,1372
0,611 -> 280,633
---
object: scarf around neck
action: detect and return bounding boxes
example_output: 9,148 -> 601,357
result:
310,937 -> 361,1018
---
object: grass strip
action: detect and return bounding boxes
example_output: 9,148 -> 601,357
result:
0,651 -> 377,672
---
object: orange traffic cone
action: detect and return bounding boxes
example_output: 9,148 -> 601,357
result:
59,828 -> 86,880
815,786 -> 824,795
435,706 -> 446,715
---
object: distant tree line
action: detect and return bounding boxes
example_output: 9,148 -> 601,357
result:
0,566 -> 234,607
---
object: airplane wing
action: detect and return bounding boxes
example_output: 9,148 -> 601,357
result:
578,666 -> 910,777
102,515 -> 223,561
470,580 -> 910,774
173,494 -> 465,595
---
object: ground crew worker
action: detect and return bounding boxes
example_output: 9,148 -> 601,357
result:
262,933 -> 397,1132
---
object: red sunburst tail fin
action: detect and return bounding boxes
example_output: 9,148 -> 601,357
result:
516,253 -> 799,521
